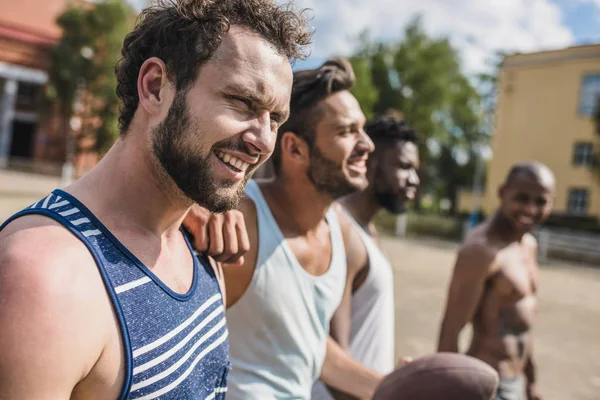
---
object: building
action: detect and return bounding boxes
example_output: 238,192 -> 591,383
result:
0,0 -> 89,175
471,45 -> 600,222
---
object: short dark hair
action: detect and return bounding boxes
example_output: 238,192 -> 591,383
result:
364,113 -> 419,149
271,57 -> 356,173
115,0 -> 312,134
504,161 -> 555,186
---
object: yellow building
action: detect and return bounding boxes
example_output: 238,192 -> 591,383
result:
480,44 -> 600,220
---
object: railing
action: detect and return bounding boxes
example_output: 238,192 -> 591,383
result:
536,228 -> 600,265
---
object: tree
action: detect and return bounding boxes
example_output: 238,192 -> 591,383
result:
46,0 -> 135,163
348,31 -> 379,119
348,16 -> 485,213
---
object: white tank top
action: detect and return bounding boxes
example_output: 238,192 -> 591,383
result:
226,180 -> 347,400
311,213 -> 395,400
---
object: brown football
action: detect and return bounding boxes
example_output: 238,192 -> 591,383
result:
373,353 -> 499,400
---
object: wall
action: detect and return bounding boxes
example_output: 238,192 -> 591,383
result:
483,45 -> 600,217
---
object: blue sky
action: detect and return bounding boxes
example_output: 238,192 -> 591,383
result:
557,0 -> 600,44
130,0 -> 600,75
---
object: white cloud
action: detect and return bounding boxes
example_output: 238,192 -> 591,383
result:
125,0 -> 574,75
285,0 -> 574,74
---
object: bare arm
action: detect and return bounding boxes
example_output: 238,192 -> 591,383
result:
329,205 -> 368,348
319,206 -> 379,399
220,197 -> 259,308
438,242 -> 496,353
525,236 -> 542,400
0,222 -> 108,399
320,337 -> 382,399
525,349 -> 542,400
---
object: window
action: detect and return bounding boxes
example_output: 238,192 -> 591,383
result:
572,142 -> 595,166
567,188 -> 589,215
15,82 -> 40,105
579,74 -> 600,116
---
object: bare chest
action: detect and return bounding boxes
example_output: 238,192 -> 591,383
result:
491,247 -> 538,301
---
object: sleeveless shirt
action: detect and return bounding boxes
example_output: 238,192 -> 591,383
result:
0,189 -> 230,400
311,212 -> 395,400
225,180 -> 347,400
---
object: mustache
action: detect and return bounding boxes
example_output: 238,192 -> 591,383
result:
213,138 -> 257,157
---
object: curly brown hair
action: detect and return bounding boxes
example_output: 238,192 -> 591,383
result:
271,57 -> 356,173
115,0 -> 312,135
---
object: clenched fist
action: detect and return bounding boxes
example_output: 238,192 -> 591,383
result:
183,204 -> 250,266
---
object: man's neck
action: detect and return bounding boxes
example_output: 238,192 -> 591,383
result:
262,173 -> 335,234
340,189 -> 380,231
489,211 -> 527,243
66,135 -> 191,239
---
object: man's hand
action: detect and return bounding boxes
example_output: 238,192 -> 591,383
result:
396,356 -> 413,367
526,382 -> 542,400
183,204 -> 250,266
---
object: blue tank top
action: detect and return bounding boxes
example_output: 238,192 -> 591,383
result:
0,189 -> 230,400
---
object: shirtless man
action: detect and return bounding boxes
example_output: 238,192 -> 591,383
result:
312,114 -> 420,399
0,1 -> 310,399
184,58 -> 387,399
438,161 -> 555,400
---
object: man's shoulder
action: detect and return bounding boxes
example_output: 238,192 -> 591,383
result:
523,232 -> 538,249
0,216 -> 111,394
1,214 -> 105,312
458,229 -> 500,271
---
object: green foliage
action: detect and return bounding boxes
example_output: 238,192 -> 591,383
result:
349,16 -> 487,213
374,211 -> 465,241
47,0 -> 135,155
349,56 -> 379,120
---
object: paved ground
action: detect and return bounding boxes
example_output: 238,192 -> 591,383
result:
0,169 -> 62,223
382,236 -> 600,400
2,170 -> 599,399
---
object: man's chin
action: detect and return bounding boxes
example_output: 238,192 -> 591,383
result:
348,175 -> 369,192
189,185 -> 244,213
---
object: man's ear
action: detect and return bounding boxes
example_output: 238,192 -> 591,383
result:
137,56 -> 172,116
280,131 -> 310,166
498,183 -> 506,199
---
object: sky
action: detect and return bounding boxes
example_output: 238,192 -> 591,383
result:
129,0 -> 600,76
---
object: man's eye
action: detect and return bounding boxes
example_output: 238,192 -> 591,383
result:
232,96 -> 252,108
270,113 -> 283,124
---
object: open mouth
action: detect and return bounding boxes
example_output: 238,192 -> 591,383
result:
516,215 -> 535,225
215,150 -> 252,173
347,155 -> 368,174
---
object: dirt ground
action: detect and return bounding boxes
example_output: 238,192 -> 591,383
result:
381,236 -> 600,400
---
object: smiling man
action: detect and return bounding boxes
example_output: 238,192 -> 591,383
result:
312,114 -> 420,400
438,161 -> 555,400
0,1 -> 310,399
185,57 -> 389,399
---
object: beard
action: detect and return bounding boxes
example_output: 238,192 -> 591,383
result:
375,191 -> 408,214
306,145 -> 363,199
151,91 -> 248,213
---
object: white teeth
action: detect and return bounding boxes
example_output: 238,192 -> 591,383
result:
215,151 -> 251,172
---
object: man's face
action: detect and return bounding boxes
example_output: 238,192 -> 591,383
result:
306,91 -> 374,199
151,26 -> 292,213
499,173 -> 554,233
372,140 -> 420,214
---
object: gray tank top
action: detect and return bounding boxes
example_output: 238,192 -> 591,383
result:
226,180 -> 347,399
